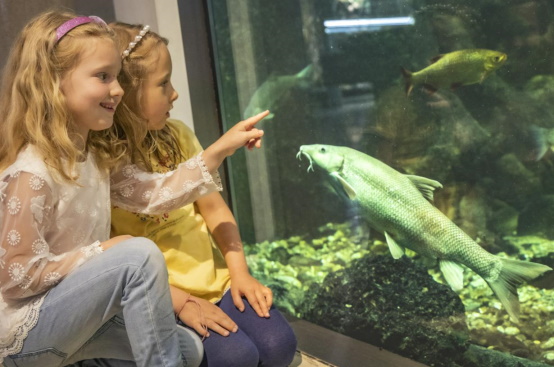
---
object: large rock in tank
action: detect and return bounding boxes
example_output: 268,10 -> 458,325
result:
300,255 -> 470,367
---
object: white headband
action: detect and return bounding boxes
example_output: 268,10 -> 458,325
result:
122,25 -> 150,59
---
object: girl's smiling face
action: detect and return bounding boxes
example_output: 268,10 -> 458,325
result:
140,45 -> 179,130
60,38 -> 123,141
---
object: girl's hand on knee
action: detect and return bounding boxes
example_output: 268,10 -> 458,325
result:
101,235 -> 134,250
231,274 -> 273,318
178,295 -> 238,337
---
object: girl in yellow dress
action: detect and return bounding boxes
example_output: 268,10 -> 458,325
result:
109,22 -> 297,367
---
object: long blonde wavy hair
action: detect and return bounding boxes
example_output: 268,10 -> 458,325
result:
0,10 -> 126,182
107,22 -> 184,172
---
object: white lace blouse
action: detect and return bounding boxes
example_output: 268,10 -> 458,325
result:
0,145 -> 222,361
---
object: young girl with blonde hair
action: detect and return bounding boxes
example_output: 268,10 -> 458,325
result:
108,22 -> 297,367
0,10 -> 268,367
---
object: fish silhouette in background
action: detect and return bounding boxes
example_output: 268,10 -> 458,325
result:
401,49 -> 507,96
243,64 -> 314,120
297,144 -> 552,322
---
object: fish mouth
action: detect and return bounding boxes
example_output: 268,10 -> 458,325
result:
296,148 -> 314,172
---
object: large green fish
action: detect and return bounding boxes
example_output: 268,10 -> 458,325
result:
401,49 -> 507,96
297,144 -> 551,322
243,65 -> 313,120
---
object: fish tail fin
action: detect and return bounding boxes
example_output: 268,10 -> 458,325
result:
297,65 -> 315,89
400,67 -> 413,96
297,64 -> 314,79
486,258 -> 551,323
529,125 -> 549,161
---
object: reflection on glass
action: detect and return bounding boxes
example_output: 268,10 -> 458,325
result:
207,0 -> 554,366
323,16 -> 415,33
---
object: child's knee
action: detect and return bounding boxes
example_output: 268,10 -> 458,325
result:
176,325 -> 204,367
113,237 -> 166,270
204,335 -> 259,367
258,322 -> 297,367
217,343 -> 259,367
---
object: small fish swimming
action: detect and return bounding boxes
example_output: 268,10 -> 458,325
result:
243,65 -> 314,120
297,144 -> 551,322
401,49 -> 507,96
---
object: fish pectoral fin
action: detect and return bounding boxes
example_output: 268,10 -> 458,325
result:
332,172 -> 357,200
384,231 -> 404,259
405,175 -> 443,202
439,260 -> 464,291
479,70 -> 492,83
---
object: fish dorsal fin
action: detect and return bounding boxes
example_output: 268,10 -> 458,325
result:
439,260 -> 464,291
331,172 -> 357,200
384,231 -> 404,259
405,175 -> 443,202
429,54 -> 444,64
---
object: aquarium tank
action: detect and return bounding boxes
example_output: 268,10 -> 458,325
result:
206,0 -> 554,366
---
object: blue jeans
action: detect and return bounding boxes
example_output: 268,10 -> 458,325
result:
186,291 -> 297,367
3,238 -> 203,367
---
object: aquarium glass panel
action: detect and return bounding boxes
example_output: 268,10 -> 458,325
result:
207,1 -> 554,366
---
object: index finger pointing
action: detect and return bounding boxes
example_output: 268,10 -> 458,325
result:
243,110 -> 270,128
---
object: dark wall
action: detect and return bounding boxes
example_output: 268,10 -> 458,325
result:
0,0 -> 115,70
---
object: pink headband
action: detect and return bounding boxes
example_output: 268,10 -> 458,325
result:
56,16 -> 107,42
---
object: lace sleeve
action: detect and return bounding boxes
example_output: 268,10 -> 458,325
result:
110,152 -> 223,214
0,172 -> 103,303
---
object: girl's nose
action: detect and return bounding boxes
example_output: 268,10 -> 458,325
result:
171,89 -> 179,102
170,82 -> 178,102
111,79 -> 124,97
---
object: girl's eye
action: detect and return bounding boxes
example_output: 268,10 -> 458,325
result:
97,73 -> 109,81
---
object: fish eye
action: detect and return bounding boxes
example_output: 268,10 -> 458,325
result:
319,147 -> 326,153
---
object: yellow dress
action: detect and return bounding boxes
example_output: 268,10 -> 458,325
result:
111,120 -> 231,303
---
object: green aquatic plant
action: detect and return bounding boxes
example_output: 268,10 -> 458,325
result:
245,222 -> 373,316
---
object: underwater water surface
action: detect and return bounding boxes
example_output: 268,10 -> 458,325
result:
208,0 -> 554,366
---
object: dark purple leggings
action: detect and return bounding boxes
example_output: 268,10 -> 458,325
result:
70,292 -> 297,367
180,291 -> 297,367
